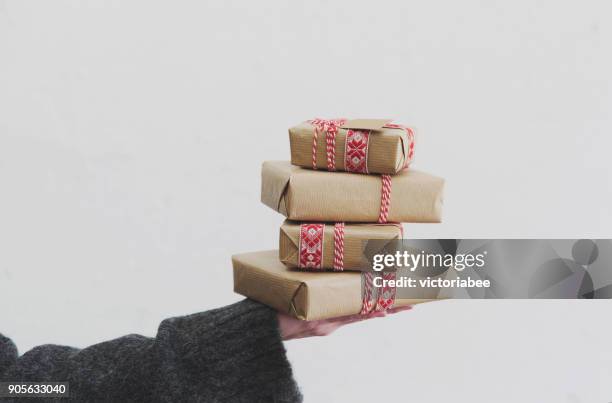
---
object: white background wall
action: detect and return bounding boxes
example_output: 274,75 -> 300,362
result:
1,1 -> 611,402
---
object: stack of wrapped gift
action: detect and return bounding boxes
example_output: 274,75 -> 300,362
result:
232,118 -> 445,320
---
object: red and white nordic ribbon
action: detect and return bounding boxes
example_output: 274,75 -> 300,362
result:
298,224 -> 325,269
297,222 -> 346,271
374,272 -> 397,311
360,259 -> 400,313
344,129 -> 371,173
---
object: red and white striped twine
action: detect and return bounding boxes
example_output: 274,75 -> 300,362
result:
406,127 -> 415,163
325,128 -> 337,171
309,118 -> 346,171
311,127 -> 319,170
360,186 -> 401,314
360,272 -> 376,314
378,174 -> 392,223
383,123 -> 415,169
333,222 -> 345,271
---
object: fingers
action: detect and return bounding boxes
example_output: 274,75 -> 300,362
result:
365,310 -> 387,319
328,315 -> 366,326
329,309 -> 386,325
328,305 -> 411,325
387,305 -> 413,314
284,304 -> 416,340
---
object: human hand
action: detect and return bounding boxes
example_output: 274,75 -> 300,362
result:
277,305 -> 413,340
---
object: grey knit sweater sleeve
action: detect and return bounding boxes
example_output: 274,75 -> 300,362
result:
0,299 -> 302,403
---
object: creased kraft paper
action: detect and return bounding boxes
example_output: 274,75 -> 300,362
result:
289,121 -> 411,174
261,161 -> 444,223
279,220 -> 402,271
232,250 -> 434,320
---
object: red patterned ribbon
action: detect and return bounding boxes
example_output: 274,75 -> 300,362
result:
374,272 -> 397,311
344,129 -> 371,173
297,222 -> 346,271
333,223 -> 345,271
298,224 -> 325,269
361,265 -> 400,314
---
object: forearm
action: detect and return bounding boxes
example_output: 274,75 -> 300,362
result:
1,300 -> 302,402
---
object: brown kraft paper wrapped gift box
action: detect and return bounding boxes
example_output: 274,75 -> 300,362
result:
233,250 -> 434,320
289,119 -> 414,174
279,220 -> 402,271
261,161 -> 445,223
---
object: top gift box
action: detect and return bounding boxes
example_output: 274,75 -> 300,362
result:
289,118 -> 415,175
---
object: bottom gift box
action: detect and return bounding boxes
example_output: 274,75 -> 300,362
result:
232,250 -> 437,320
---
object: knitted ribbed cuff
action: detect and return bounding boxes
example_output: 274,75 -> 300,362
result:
156,299 -> 302,402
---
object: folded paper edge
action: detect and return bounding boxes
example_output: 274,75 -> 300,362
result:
279,223 -> 299,266
232,252 -> 305,317
261,161 -> 293,215
291,282 -> 308,320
